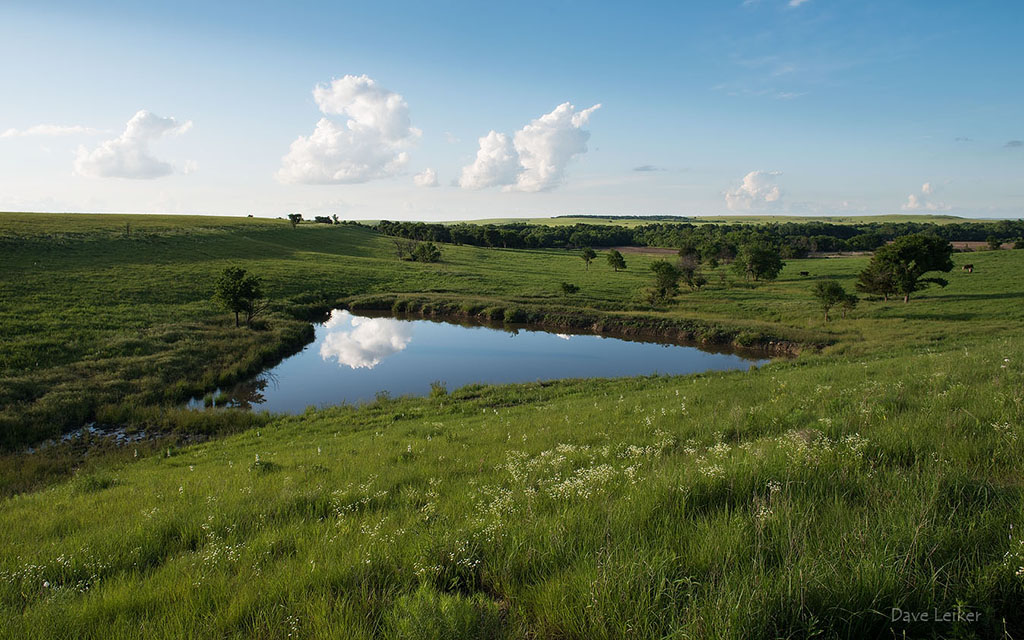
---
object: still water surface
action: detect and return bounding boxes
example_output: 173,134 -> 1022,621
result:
193,310 -> 768,413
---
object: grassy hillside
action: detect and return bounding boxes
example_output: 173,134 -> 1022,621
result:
2,211 -> 1023,638
3,211 -> 1016,451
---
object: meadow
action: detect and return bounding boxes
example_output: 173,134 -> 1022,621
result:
2,212 -> 1023,638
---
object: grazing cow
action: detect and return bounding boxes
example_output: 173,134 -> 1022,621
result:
962,264 -> 974,273
799,271 -> 810,277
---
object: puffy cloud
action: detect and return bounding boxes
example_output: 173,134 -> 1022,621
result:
413,167 -> 439,187
458,131 -> 519,189
725,170 -> 783,210
513,102 -> 601,192
1,124 -> 100,138
458,102 -> 600,192
1006,140 -> 1023,148
788,0 -> 812,6
902,182 -> 948,211
74,110 -> 191,179
277,75 -> 420,184
319,310 -> 413,369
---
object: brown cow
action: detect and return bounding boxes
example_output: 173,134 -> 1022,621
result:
962,264 -> 974,273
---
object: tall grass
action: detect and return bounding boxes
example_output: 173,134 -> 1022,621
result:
1,337 -> 1023,637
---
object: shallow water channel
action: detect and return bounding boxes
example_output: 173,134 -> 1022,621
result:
190,310 -> 769,413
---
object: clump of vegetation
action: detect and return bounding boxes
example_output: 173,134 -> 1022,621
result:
287,213 -> 303,228
560,282 -> 580,296
429,380 -> 448,398
411,242 -> 442,263
393,239 -> 442,262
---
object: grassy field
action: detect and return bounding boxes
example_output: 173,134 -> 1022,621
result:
2,211 -> 1024,638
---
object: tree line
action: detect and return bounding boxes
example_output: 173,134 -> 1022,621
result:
369,218 -> 1024,255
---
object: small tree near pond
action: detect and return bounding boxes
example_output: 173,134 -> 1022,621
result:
812,280 -> 851,322
649,260 -> 681,302
607,249 -> 626,272
214,267 -> 267,328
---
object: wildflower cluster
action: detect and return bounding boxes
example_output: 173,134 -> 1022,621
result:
0,551 -> 109,601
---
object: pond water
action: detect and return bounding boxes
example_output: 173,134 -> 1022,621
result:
190,309 -> 769,413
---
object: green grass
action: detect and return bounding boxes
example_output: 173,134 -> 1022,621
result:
2,211 -> 1024,638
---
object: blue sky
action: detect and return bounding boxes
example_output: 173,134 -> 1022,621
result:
1,0 -> 1021,219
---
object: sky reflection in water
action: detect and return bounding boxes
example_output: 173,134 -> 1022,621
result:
200,309 -> 768,413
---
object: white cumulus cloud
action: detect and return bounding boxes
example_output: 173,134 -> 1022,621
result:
1,124 -> 101,138
277,75 -> 420,185
725,170 -> 783,210
458,102 -> 600,192
458,131 -> 520,190
319,310 -> 413,369
73,110 -> 192,179
902,182 -> 947,211
413,167 -> 439,187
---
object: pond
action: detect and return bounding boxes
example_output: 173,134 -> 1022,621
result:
190,309 -> 769,413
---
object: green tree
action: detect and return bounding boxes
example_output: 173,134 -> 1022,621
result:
581,247 -> 597,270
987,235 -> 1003,250
287,213 -> 303,228
678,255 -> 708,290
855,260 -> 897,301
650,260 -> 681,301
411,242 -> 442,263
812,280 -> 847,322
607,249 -> 626,272
560,282 -> 580,295
214,267 -> 266,327
733,243 -> 784,282
840,292 -> 858,319
865,234 -> 954,303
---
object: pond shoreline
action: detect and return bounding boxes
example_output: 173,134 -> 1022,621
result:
343,295 -> 816,357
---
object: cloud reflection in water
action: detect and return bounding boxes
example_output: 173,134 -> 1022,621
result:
319,310 -> 413,369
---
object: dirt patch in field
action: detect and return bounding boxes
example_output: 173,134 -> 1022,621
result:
611,246 -> 679,256
951,241 -> 1010,251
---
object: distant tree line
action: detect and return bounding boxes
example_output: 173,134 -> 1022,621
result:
368,219 -> 1024,255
